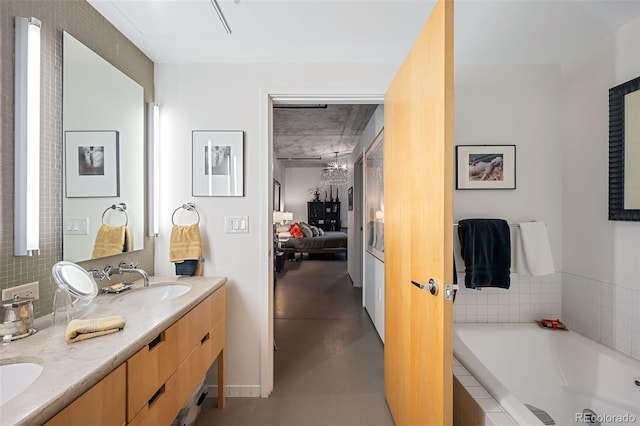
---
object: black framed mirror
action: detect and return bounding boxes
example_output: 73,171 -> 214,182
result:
609,76 -> 640,221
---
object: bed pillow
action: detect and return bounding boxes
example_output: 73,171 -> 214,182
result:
310,225 -> 319,237
289,223 -> 304,239
277,231 -> 292,239
275,225 -> 290,233
299,222 -> 313,238
318,228 -> 325,236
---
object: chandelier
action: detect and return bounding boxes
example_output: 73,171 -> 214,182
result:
321,152 -> 348,185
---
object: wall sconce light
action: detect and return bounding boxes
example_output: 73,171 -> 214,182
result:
147,103 -> 160,236
14,17 -> 41,256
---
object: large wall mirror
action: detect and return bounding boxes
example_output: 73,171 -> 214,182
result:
62,31 -> 145,261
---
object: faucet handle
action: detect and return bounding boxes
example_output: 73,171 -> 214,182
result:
89,268 -> 110,281
118,261 -> 138,269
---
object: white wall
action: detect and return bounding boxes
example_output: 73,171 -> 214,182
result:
349,105 -> 385,336
561,17 -> 640,290
155,62 -> 396,391
453,64 -> 564,323
560,17 -> 640,360
349,105 -> 384,284
284,167 -> 348,226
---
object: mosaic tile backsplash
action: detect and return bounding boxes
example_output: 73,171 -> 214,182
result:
1,0 -> 154,318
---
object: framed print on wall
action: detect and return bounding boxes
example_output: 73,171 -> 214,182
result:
348,186 -> 353,211
192,130 -> 244,197
65,130 -> 120,197
456,144 -> 516,190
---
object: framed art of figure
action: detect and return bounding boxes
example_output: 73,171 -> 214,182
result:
456,144 -> 516,190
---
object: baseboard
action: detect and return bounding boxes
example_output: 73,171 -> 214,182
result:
207,384 -> 262,398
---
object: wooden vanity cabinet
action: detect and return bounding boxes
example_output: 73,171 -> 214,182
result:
45,364 -> 126,426
44,284 -> 225,426
127,286 -> 226,424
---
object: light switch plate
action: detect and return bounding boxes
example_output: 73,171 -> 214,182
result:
2,282 -> 39,301
65,217 -> 89,235
225,216 -> 249,233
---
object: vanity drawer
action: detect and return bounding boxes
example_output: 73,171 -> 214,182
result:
175,286 -> 225,362
175,318 -> 225,408
127,324 -> 179,420
46,363 -> 126,426
127,372 -> 180,426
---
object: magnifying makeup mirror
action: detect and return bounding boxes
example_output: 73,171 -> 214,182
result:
51,261 -> 98,325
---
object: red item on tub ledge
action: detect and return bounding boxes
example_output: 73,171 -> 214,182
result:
535,318 -> 568,331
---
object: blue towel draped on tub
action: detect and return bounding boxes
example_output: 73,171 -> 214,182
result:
458,219 -> 511,289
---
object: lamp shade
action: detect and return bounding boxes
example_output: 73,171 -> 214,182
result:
273,211 -> 283,223
282,212 -> 293,222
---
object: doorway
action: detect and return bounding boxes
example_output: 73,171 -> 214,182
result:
261,92 -> 385,397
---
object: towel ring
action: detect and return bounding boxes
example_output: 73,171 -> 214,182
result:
171,202 -> 200,226
101,203 -> 128,226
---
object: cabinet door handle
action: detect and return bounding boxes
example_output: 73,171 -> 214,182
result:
148,332 -> 164,350
201,332 -> 210,344
148,384 -> 165,407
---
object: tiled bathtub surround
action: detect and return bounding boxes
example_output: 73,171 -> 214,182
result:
454,273 -> 562,324
562,272 -> 640,361
453,357 -> 517,426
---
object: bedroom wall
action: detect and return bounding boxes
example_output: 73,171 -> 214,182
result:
453,63 -> 563,324
560,16 -> 640,360
155,62 -> 395,393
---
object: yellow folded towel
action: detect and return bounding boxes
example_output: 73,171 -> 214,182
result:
123,225 -> 132,253
65,315 -> 126,343
92,224 -> 128,259
170,224 -> 203,276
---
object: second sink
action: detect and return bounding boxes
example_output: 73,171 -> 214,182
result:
109,283 -> 191,309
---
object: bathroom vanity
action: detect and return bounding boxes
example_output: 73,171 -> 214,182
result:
0,276 -> 226,425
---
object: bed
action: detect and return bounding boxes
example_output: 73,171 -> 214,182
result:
280,231 -> 348,257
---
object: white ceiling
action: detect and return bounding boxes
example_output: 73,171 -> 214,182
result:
87,0 -> 640,166
88,0 -> 640,65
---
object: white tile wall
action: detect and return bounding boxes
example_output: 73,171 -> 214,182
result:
454,273 -> 562,324
562,273 -> 640,361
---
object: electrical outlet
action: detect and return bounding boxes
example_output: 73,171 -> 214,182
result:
2,281 -> 39,301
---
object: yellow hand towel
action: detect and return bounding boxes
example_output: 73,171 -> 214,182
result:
65,315 -> 126,343
92,224 -> 126,259
170,224 -> 203,276
123,225 -> 132,253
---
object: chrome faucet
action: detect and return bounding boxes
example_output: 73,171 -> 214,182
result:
116,262 -> 149,287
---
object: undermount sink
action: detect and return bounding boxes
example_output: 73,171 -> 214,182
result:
109,283 -> 191,309
0,362 -> 43,406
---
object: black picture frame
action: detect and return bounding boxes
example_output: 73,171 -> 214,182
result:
609,76 -> 640,221
273,179 -> 281,211
348,186 -> 353,211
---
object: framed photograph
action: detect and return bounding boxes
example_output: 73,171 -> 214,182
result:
192,131 -> 244,197
65,131 -> 120,197
273,179 -> 281,211
348,186 -> 353,211
456,145 -> 516,190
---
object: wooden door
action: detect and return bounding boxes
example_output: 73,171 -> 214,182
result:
383,0 -> 454,424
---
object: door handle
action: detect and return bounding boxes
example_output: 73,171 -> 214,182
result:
410,278 -> 438,295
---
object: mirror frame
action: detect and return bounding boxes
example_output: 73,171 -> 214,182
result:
608,76 -> 640,221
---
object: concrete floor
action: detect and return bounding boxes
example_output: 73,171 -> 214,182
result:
196,256 -> 395,426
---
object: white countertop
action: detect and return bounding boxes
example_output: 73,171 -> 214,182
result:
0,275 -> 227,426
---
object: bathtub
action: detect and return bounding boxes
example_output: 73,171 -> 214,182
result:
453,324 -> 640,425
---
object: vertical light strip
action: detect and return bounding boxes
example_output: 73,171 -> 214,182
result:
14,17 -> 41,256
147,103 -> 160,236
